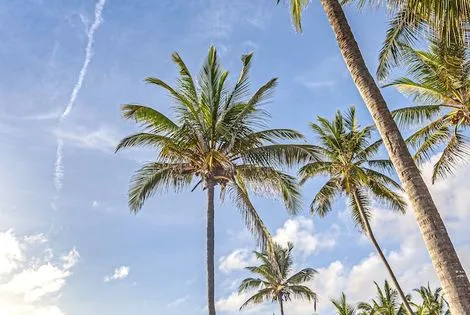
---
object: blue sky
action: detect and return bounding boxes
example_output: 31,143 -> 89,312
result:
0,1 -> 469,314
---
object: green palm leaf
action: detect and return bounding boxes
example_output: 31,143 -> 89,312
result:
239,242 -> 317,312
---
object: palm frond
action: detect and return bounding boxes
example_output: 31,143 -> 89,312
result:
225,52 -> 253,108
366,159 -> 395,174
363,167 -> 403,190
299,161 -> 334,184
229,179 -> 272,249
367,179 -> 407,213
349,188 -> 373,231
276,0 -> 309,32
391,105 -> 446,128
128,162 -> 194,212
432,132 -> 470,183
115,133 -> 184,154
377,5 -> 422,80
384,78 -> 445,102
239,288 -> 274,310
285,268 -> 317,285
171,52 -> 198,103
310,177 -> 341,216
236,165 -> 302,214
238,278 -> 265,293
331,293 -> 357,315
286,285 -> 317,302
121,104 -> 178,134
238,144 -> 319,168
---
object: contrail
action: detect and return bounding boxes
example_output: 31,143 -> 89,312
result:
60,0 -> 106,121
53,0 -> 107,207
54,138 -> 64,191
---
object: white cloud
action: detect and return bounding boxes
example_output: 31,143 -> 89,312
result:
0,230 -> 23,275
92,200 -> 99,208
104,265 -> 130,282
215,291 -> 268,313
219,249 -> 257,273
24,234 -> 48,245
0,230 -> 78,315
219,217 -> 337,274
273,216 -> 338,256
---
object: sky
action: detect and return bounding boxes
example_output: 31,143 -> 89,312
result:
0,0 -> 469,314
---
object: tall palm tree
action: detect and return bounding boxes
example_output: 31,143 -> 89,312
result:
332,293 -> 357,315
116,47 -> 315,315
385,40 -> 470,183
238,242 -> 317,315
276,1 -> 470,312
412,285 -> 450,315
358,281 -> 409,315
299,107 -> 413,314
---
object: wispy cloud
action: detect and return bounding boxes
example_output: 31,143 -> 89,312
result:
55,125 -> 119,153
53,0 -> 107,209
196,0 -> 271,40
295,56 -> 348,91
167,295 -> 190,308
104,266 -> 130,282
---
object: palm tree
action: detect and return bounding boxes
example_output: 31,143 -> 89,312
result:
412,285 -> 450,315
276,1 -> 470,312
332,293 -> 357,315
299,107 -> 413,314
116,47 -> 315,315
358,281 -> 409,315
385,40 -> 470,184
238,242 -> 317,315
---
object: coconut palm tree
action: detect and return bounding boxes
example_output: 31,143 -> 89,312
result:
299,107 -> 413,314
116,47 -> 315,315
238,242 -> 317,315
385,40 -> 470,183
412,285 -> 450,315
332,293 -> 357,315
276,1 -> 470,312
358,281 -> 409,315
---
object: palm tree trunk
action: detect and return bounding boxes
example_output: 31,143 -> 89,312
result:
352,191 -> 413,314
319,0 -> 470,312
206,179 -> 216,315
279,296 -> 285,315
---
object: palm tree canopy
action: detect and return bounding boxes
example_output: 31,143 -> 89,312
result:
358,281 -> 410,315
412,284 -> 450,315
372,1 -> 470,80
238,242 -> 317,310
385,40 -> 470,183
299,106 -> 406,230
276,0 -> 470,80
332,292 -> 357,315
117,47 -> 317,247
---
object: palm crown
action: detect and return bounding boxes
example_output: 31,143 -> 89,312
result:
299,107 -> 406,228
358,281 -> 409,315
238,242 -> 317,312
331,293 -> 357,315
116,46 -> 315,247
386,40 -> 470,183
412,285 -> 450,315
